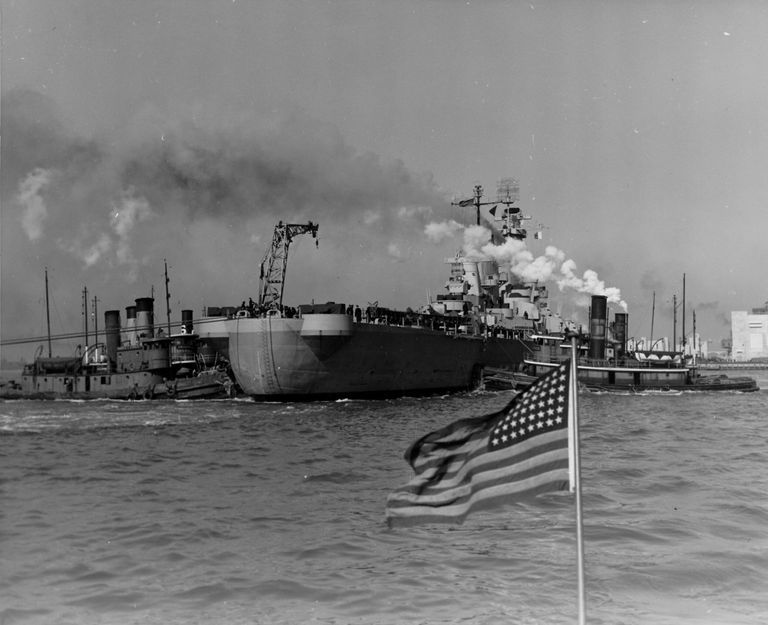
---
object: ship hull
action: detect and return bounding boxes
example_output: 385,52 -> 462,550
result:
227,314 -> 529,400
525,359 -> 759,393
0,369 -> 232,400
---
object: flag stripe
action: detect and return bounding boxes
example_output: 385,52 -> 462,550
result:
406,412 -> 501,474
386,466 -> 570,526
390,430 -> 568,498
386,451 -> 569,509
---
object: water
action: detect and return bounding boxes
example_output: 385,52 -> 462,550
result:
2,374 -> 768,625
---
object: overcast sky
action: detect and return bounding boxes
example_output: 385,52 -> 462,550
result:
2,0 -> 767,359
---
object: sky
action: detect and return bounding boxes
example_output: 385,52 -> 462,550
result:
2,0 -> 767,360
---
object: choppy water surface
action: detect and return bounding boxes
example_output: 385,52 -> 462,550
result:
2,375 -> 768,625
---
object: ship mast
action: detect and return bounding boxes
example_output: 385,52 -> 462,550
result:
673,294 -> 677,351
692,309 -> 697,364
259,221 -> 319,310
164,259 -> 172,336
45,267 -> 52,358
682,273 -> 686,354
452,179 -> 529,242
452,184 -> 495,226
92,296 -> 99,348
82,286 -> 89,352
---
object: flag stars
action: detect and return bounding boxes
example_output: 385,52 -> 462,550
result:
487,364 -> 570,451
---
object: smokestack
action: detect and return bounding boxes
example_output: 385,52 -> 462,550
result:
613,312 -> 628,360
124,305 -> 137,345
181,309 -> 193,334
589,295 -> 608,360
135,297 -> 154,339
104,310 -> 121,370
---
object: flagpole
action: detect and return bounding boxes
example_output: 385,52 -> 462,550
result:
570,335 -> 587,624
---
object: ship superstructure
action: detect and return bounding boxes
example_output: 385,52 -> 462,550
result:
195,179 -> 576,400
431,179 -> 573,338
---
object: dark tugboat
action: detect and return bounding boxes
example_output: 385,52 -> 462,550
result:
523,295 -> 759,393
1,266 -> 235,400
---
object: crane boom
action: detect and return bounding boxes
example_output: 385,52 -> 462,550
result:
258,221 -> 319,310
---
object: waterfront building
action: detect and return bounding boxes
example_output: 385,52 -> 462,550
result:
730,301 -> 768,361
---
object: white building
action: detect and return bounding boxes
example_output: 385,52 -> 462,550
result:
731,302 -> 768,361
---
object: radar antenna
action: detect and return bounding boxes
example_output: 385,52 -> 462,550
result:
495,177 -> 530,241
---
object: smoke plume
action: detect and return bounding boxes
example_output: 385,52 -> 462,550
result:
425,221 -> 628,311
1,89 -> 449,348
17,168 -> 54,241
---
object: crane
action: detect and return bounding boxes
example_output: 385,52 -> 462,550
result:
258,221 -> 319,311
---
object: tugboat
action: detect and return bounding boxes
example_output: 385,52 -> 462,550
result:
1,268 -> 235,400
1,301 -> 234,401
523,295 -> 759,393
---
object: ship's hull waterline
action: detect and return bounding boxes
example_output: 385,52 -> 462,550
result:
222,314 -> 530,400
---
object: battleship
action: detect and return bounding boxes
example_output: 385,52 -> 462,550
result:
196,180 -> 572,400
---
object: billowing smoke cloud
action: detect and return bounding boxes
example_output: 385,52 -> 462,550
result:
425,219 -> 463,243
111,191 -> 153,269
425,220 -> 628,311
17,168 -> 54,240
55,190 -> 154,277
3,90 -> 444,260
1,89 -> 449,348
558,259 -> 627,310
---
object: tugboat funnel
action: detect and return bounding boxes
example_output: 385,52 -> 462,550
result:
589,295 -> 608,360
104,310 -> 121,369
135,297 -> 155,339
614,312 -> 628,360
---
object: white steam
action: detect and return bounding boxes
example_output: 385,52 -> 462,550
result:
424,219 -> 463,243
558,259 -> 626,309
425,220 -> 628,311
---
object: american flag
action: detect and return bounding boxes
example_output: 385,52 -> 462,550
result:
386,361 -> 573,527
